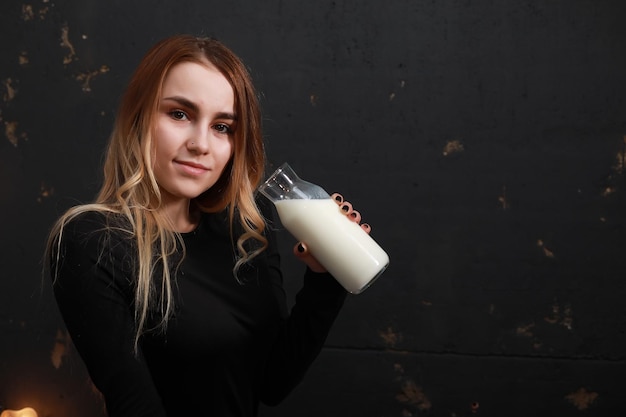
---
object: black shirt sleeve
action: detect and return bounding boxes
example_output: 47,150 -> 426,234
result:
255,195 -> 348,405
50,212 -> 167,417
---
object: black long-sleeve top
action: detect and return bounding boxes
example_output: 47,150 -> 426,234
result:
50,199 -> 347,417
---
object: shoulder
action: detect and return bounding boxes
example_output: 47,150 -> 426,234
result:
61,209 -> 126,234
58,209 -> 133,253
50,209 -> 137,279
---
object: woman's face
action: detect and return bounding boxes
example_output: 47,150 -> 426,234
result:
153,61 -> 235,206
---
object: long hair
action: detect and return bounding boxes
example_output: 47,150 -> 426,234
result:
46,34 -> 267,349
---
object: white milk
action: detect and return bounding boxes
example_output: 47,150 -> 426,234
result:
274,198 -> 389,294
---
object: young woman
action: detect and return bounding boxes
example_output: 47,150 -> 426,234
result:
46,34 -> 371,416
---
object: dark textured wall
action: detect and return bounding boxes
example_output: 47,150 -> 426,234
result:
1,0 -> 625,416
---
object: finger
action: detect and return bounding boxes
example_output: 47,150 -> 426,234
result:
293,242 -> 326,273
348,210 -> 362,223
339,201 -> 353,215
361,223 -> 371,234
331,193 -> 344,205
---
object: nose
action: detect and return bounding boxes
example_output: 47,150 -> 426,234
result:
187,125 -> 211,154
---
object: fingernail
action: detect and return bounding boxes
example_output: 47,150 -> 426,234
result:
297,243 -> 305,253
350,212 -> 358,219
341,204 -> 349,212
334,194 -> 343,203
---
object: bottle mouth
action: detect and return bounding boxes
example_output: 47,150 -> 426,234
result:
258,163 -> 295,200
258,162 -> 329,201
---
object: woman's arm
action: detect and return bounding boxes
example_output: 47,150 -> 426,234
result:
255,196 -> 348,405
50,212 -> 167,417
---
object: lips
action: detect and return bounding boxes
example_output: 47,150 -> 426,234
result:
175,160 -> 209,176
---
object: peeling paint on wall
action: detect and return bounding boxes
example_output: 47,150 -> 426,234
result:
60,24 -> 77,64
442,140 -> 464,156
601,186 -> 616,197
39,5 -> 50,19
21,4 -> 34,21
515,321 -> 543,349
544,302 -> 573,330
21,2 -> 50,21
75,66 -> 110,92
37,182 -> 55,203
379,326 -> 403,348
18,51 -> 29,65
4,120 -> 27,147
536,239 -> 554,258
2,78 -> 17,102
515,300 -> 575,351
613,138 -> 626,175
565,387 -> 598,410
396,380 -> 432,412
392,364 -> 433,415
516,322 -> 535,338
389,80 -> 405,101
57,24 -> 111,92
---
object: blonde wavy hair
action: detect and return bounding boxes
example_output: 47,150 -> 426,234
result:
46,34 -> 267,348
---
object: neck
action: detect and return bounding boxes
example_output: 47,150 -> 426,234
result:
161,198 -> 199,233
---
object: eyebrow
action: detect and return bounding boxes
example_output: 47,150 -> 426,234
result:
162,96 -> 237,120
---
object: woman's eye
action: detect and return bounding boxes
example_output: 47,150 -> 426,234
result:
214,123 -> 232,134
169,110 -> 188,121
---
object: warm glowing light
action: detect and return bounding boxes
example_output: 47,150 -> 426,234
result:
0,407 -> 38,417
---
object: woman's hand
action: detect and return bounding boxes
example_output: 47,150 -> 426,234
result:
293,193 -> 371,273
